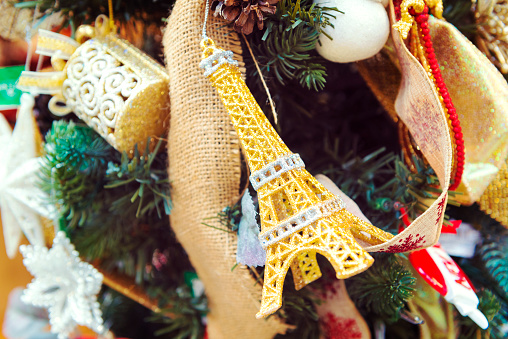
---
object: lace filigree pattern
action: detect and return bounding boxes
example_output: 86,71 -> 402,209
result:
63,41 -> 141,144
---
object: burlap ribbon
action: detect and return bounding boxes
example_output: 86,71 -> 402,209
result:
360,2 -> 452,253
163,0 -> 288,337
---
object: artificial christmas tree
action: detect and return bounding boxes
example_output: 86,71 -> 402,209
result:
2,0 -> 508,338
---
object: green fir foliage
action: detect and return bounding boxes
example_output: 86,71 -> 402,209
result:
39,120 -> 113,228
248,0 -> 338,91
442,0 -> 477,37
322,144 -> 442,233
105,141 -> 172,219
274,276 -> 321,339
146,286 -> 207,339
39,120 -> 183,285
100,286 -> 206,339
347,254 -> 416,323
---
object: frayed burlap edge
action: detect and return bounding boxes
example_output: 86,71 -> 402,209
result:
163,0 -> 289,337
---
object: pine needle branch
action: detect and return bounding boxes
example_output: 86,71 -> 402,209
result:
105,139 -> 172,219
39,120 -> 114,228
347,254 -> 416,323
247,0 -> 337,91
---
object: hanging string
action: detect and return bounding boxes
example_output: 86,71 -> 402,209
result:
108,0 -> 115,31
202,0 -> 211,39
241,34 -> 278,124
24,4 -> 40,72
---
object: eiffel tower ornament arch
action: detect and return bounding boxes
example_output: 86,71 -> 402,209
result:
199,36 -> 394,318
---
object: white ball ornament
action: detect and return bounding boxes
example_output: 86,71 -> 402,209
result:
315,0 -> 390,63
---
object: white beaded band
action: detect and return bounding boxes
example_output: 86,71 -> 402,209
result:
199,47 -> 238,77
259,197 -> 345,249
250,154 -> 305,191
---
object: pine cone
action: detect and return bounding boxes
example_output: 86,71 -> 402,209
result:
211,0 -> 279,35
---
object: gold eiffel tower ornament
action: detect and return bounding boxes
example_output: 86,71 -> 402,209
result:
199,34 -> 393,317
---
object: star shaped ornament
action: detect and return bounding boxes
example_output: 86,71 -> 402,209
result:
0,93 -> 53,258
20,231 -> 105,339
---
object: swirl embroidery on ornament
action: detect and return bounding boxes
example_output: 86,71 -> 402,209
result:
62,41 -> 141,144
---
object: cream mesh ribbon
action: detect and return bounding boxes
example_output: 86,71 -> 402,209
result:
362,1 -> 453,252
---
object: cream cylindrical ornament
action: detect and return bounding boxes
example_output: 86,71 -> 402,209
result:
315,0 -> 390,63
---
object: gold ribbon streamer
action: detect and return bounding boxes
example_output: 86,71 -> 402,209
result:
36,29 -> 79,59
428,16 -> 508,204
17,71 -> 65,94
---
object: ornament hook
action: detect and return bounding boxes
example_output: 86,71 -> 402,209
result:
393,0 -> 426,39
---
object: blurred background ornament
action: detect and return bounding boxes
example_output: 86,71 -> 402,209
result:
0,1 -> 63,41
473,0 -> 508,74
409,243 -> 489,329
406,268 -> 458,339
315,0 -> 390,63
20,232 -> 105,339
315,279 -> 370,339
479,163 -> 508,227
0,65 -> 26,124
0,93 -> 53,258
427,15 -> 508,204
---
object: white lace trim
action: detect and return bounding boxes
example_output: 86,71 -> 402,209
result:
259,197 -> 345,249
250,154 -> 305,191
199,47 -> 238,77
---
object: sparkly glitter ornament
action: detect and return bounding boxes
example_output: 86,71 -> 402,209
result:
18,15 -> 170,156
473,0 -> 508,74
0,94 -> 54,258
427,15 -> 508,205
20,231 -> 104,339
315,0 -> 390,63
479,163 -> 508,227
200,37 -> 394,319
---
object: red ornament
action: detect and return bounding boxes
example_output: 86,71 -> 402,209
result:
0,109 -> 17,125
441,220 -> 462,234
412,7 -> 465,191
409,244 -> 488,329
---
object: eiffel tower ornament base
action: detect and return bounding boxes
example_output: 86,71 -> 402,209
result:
257,211 -> 375,319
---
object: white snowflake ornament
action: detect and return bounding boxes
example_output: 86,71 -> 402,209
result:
20,231 -> 104,339
0,93 -> 54,258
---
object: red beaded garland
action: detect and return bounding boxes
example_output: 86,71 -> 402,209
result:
412,5 -> 464,190
393,1 -> 465,190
